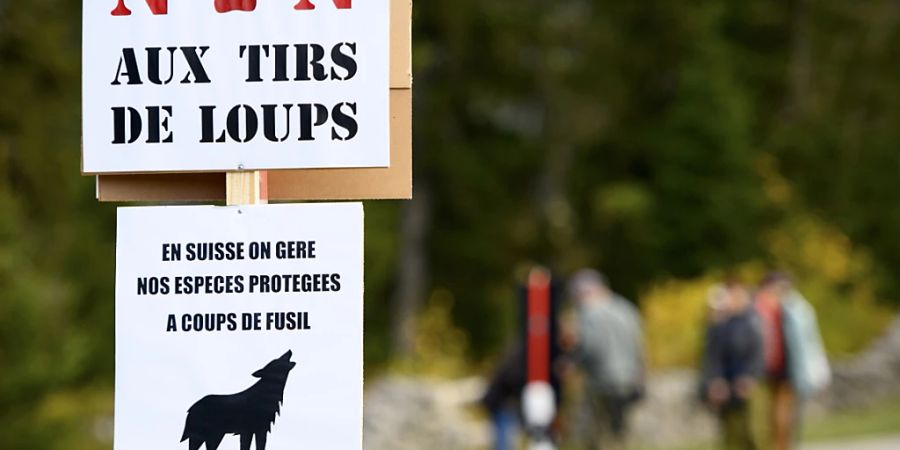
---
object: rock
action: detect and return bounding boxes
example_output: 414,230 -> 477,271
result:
364,376 -> 489,450
630,370 -> 716,446
821,317 -> 900,411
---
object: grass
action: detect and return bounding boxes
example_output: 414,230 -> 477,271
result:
626,396 -> 900,450
802,397 -> 900,443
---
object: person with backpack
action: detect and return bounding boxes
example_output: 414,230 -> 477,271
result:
755,272 -> 830,450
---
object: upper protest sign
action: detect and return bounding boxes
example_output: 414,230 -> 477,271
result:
83,1 -> 389,174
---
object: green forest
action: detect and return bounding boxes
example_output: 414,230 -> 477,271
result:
3,1 -> 900,448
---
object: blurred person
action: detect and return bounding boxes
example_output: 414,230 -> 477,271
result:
481,268 -> 565,450
521,266 -> 564,448
755,272 -> 830,450
700,281 -> 764,450
699,283 -> 729,408
706,283 -> 731,325
481,343 -> 526,450
565,269 -> 644,450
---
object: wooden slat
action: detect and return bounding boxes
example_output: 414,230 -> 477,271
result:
226,171 -> 267,205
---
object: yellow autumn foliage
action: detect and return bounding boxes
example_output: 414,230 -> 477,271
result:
642,215 -> 893,369
394,288 -> 471,377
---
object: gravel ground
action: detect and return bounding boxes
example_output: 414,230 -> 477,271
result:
804,435 -> 900,450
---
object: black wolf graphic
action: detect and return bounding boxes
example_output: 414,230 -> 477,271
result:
181,350 -> 296,450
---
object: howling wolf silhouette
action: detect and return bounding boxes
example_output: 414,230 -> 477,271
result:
181,350 -> 296,450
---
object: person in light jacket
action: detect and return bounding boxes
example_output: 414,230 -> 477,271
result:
755,272 -> 830,450
566,269 -> 645,450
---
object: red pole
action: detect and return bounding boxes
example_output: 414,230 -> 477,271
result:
527,268 -> 551,383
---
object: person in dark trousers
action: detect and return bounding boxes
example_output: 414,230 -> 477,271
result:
701,281 -> 764,450
481,343 -> 526,450
481,271 -> 565,450
565,269 -> 644,450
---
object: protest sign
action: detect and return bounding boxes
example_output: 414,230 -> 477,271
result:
115,203 -> 363,449
84,1 -> 390,173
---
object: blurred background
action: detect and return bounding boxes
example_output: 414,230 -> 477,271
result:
3,1 -> 900,449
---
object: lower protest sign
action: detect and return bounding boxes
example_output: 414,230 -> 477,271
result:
115,203 -> 363,449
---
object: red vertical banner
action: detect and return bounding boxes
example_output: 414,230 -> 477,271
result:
527,268 -> 551,383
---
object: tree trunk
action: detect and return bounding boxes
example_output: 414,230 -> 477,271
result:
390,184 -> 431,358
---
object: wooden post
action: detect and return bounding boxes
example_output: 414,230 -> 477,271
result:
226,170 -> 268,205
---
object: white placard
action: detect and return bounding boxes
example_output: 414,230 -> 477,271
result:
115,203 -> 363,449
84,1 -> 389,173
